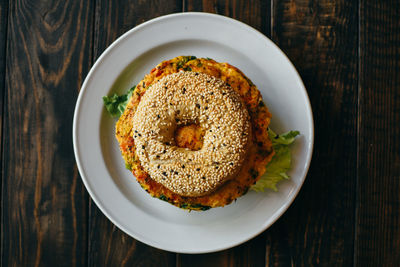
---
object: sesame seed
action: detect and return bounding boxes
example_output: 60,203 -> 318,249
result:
131,71 -> 251,197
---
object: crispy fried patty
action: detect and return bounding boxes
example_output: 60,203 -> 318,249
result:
116,56 -> 274,210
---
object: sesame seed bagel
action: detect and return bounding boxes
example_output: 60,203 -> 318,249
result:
132,72 -> 251,197
116,56 -> 274,210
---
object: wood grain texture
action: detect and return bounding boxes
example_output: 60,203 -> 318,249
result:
269,0 -> 358,265
178,1 -> 270,266
357,1 -> 400,266
1,0 -> 93,266
184,0 -> 270,35
0,0 -> 8,196
177,233 -> 267,267
88,1 -> 181,266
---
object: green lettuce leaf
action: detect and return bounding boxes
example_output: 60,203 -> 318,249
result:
103,86 -> 136,118
251,129 -> 300,192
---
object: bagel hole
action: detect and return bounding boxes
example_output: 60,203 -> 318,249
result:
174,124 -> 205,151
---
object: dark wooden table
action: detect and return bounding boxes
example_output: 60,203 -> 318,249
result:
1,0 -> 400,266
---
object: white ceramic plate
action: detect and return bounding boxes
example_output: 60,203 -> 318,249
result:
73,12 -> 313,254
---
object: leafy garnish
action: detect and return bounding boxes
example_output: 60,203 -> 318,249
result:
103,85 -> 136,118
251,129 -> 300,192
268,129 -> 300,145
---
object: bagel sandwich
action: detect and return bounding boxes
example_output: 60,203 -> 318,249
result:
104,56 -> 298,211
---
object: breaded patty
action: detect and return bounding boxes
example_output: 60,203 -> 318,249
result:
116,56 -> 274,210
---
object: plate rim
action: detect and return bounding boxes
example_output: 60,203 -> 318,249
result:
73,12 -> 314,254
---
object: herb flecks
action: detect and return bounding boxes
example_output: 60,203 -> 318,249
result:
176,56 -> 197,70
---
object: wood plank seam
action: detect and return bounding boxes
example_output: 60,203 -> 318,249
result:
354,1 -> 361,266
87,0 -> 97,266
